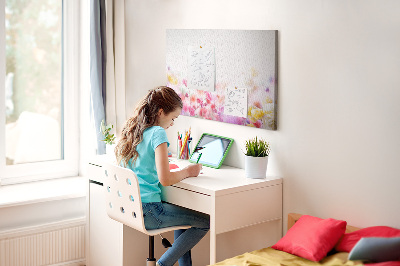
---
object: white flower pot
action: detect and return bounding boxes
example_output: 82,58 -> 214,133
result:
245,155 -> 268,179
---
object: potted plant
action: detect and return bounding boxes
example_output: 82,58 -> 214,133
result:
244,137 -> 270,179
100,119 -> 116,154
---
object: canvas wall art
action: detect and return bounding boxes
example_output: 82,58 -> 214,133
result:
166,29 -> 277,130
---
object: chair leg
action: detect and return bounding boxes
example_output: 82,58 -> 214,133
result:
147,260 -> 156,266
147,235 -> 156,265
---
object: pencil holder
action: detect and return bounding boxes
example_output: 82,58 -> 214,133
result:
177,129 -> 192,160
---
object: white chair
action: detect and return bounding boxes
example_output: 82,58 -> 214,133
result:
103,163 -> 190,266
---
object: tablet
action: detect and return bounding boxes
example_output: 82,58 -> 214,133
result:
189,133 -> 234,169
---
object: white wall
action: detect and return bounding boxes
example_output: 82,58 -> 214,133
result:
125,0 -> 400,229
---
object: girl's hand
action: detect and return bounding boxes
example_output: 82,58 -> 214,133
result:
184,163 -> 202,177
155,143 -> 202,186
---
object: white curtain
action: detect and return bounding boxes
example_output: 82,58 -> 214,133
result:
105,0 -> 126,139
90,0 -> 106,154
90,0 -> 125,154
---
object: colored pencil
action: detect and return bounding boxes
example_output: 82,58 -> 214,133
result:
196,153 -> 202,164
179,132 -> 188,159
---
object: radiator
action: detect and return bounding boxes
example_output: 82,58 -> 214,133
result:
0,218 -> 85,266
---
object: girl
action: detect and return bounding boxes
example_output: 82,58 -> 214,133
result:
115,86 -> 210,266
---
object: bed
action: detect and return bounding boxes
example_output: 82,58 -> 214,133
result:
209,213 -> 400,266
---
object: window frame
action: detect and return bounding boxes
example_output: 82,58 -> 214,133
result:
0,0 -> 80,185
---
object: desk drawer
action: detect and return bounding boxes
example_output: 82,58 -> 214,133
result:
161,186 -> 211,215
215,183 -> 282,234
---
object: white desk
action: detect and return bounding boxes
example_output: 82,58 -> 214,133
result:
86,155 -> 282,265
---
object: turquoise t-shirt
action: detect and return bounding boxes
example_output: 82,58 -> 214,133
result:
126,126 -> 169,203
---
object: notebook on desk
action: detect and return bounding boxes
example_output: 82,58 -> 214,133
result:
169,163 -> 180,171
168,158 -> 188,172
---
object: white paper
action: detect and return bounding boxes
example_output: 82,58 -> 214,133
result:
224,87 -> 248,118
187,46 -> 215,91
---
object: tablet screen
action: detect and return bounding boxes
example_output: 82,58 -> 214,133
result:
189,133 -> 233,169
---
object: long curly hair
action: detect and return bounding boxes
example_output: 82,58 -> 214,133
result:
115,86 -> 182,166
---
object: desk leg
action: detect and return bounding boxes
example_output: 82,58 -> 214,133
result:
210,198 -> 217,265
210,228 -> 217,264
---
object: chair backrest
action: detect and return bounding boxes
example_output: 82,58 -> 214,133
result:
103,163 -> 148,234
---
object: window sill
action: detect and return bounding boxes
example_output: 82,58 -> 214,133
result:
0,176 -> 86,209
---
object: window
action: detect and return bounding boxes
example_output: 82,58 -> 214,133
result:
0,0 -> 79,185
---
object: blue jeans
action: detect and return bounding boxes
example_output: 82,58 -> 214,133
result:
142,202 -> 210,266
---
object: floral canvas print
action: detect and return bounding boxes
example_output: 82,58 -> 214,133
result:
166,29 -> 277,130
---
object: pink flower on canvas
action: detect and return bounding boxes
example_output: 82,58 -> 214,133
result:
205,92 -> 212,104
210,103 -> 216,111
190,94 -> 197,105
253,101 -> 262,109
182,79 -> 187,87
199,107 -> 210,118
249,120 -> 262,128
182,94 -> 190,105
182,104 -> 189,114
188,106 -> 196,116
197,98 -> 204,107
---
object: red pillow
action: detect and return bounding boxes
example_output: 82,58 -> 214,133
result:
336,226 -> 400,252
271,215 -> 347,261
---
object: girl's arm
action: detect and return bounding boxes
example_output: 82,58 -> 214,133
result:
155,142 -> 201,186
